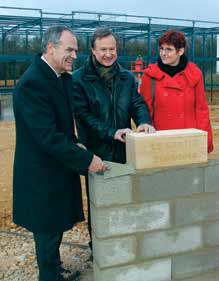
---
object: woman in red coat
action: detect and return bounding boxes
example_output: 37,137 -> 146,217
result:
140,30 -> 213,153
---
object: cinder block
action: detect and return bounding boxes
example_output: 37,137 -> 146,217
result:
204,222 -> 219,246
205,164 -> 219,192
98,161 -> 135,179
139,226 -> 202,259
172,249 -> 219,279
179,268 -> 219,281
94,258 -> 171,281
88,174 -> 132,207
136,167 -> 204,202
126,129 -> 207,169
175,193 -> 219,226
91,202 -> 170,238
93,234 -> 136,268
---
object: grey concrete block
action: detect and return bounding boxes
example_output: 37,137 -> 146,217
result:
135,167 -> 204,202
89,174 -> 132,207
175,193 -> 219,225
205,164 -> 219,192
207,158 -> 219,166
204,221 -> 219,246
103,161 -> 135,179
179,268 -> 219,281
91,202 -> 170,238
139,226 -> 202,259
94,258 -> 171,281
93,234 -> 136,268
172,249 -> 219,279
89,161 -> 135,179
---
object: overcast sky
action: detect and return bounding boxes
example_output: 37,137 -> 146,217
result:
0,0 -> 219,23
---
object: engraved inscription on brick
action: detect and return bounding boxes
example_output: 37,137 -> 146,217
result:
126,129 -> 208,169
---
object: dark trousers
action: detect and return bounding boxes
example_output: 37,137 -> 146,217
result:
33,232 -> 63,281
85,175 -> 92,251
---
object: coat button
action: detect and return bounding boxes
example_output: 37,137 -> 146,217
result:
163,92 -> 168,96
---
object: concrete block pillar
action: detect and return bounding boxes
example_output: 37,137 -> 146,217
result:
88,159 -> 219,281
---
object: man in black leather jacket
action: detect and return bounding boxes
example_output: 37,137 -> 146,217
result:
71,27 -> 155,253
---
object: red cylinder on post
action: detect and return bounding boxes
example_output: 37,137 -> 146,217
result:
130,56 -> 146,91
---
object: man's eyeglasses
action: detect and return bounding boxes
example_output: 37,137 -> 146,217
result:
159,47 -> 175,54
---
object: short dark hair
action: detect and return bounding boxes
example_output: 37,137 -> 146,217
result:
90,27 -> 118,49
159,29 -> 186,50
42,26 -> 75,54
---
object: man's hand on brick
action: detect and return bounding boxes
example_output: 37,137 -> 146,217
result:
114,128 -> 133,143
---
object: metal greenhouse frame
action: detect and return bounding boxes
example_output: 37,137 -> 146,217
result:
1,6 -> 219,101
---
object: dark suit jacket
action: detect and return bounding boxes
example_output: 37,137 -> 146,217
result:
13,54 -> 93,234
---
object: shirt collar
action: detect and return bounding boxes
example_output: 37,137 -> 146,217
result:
41,55 -> 61,77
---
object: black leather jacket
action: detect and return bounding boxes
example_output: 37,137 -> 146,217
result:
71,58 -> 151,163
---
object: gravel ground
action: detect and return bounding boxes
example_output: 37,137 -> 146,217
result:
0,222 -> 94,281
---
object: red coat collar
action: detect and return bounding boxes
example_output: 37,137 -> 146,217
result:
144,62 -> 201,89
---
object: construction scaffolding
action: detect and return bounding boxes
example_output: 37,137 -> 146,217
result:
0,6 -> 219,99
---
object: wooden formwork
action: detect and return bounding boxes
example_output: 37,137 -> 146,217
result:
0,80 -> 18,86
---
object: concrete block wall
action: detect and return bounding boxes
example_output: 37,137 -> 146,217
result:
88,160 -> 219,281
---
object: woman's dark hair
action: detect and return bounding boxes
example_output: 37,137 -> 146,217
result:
159,29 -> 186,50
90,27 -> 118,49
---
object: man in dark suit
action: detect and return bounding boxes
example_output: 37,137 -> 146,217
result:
13,26 -> 106,281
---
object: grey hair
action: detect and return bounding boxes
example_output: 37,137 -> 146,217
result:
41,26 -> 75,54
90,27 -> 118,49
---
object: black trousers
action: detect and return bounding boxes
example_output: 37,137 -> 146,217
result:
33,232 -> 63,281
85,175 -> 92,251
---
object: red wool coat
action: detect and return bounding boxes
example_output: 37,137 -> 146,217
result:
140,62 -> 213,153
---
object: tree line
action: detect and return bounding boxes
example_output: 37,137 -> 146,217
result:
0,33 -> 217,81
